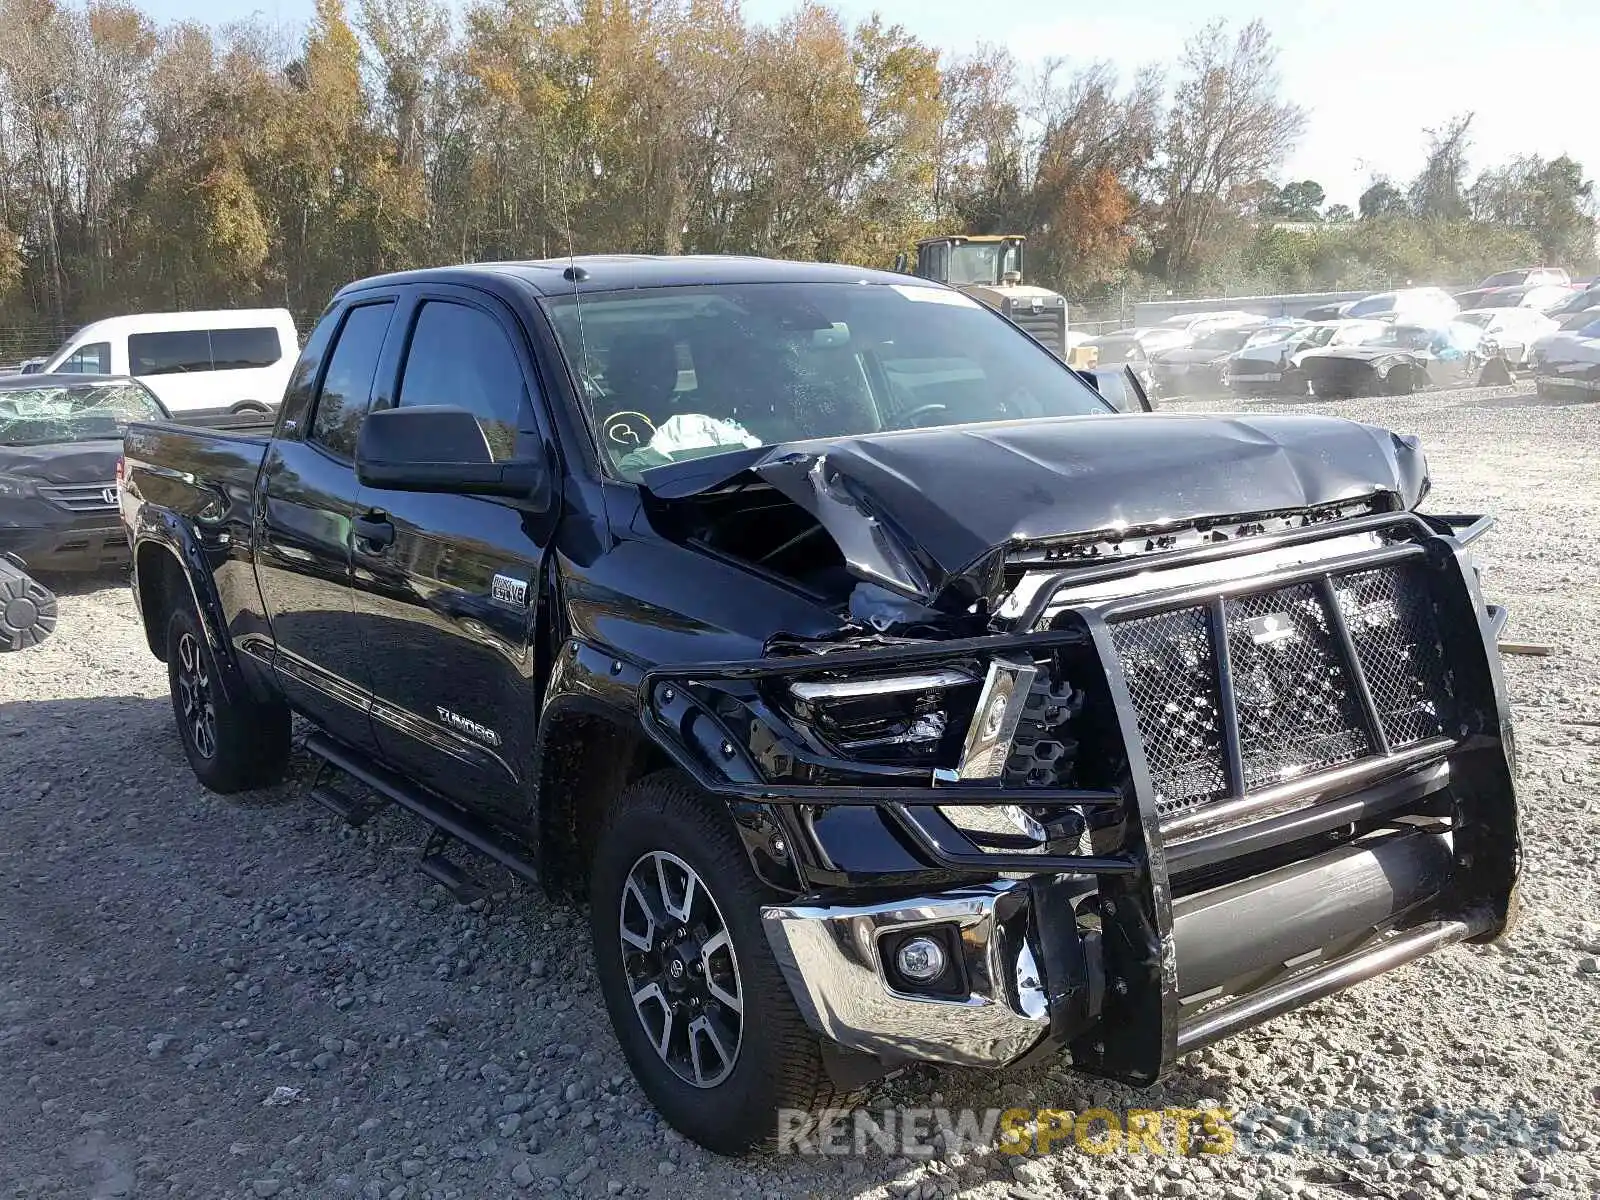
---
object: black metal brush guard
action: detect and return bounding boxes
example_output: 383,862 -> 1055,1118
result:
636,513 -> 1520,1083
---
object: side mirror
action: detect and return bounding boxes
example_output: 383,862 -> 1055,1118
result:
356,405 -> 550,505
1081,366 -> 1154,414
893,252 -> 908,274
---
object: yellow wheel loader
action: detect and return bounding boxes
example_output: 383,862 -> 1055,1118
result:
898,235 -> 1096,369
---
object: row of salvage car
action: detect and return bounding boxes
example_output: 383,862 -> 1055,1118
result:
1079,266 -> 1600,400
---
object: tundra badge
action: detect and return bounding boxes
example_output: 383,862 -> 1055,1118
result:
492,573 -> 529,607
436,707 -> 502,747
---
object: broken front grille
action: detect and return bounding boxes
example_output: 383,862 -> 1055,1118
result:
1108,562 -> 1454,819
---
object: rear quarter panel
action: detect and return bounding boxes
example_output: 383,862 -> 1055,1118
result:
123,422 -> 275,670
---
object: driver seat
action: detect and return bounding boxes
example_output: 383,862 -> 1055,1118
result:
605,332 -> 681,430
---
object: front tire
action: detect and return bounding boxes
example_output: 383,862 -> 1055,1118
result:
590,771 -> 846,1154
166,605 -> 291,793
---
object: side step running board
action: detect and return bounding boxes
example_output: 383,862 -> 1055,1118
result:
421,830 -> 488,904
304,732 -> 539,888
309,781 -> 378,828
1175,910 -> 1492,1055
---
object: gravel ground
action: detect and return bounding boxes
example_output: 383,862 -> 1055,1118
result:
2,381 -> 1597,1200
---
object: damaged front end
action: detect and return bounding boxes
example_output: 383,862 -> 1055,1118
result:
634,418 -> 1519,1085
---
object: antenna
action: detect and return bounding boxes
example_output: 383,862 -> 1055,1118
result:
557,184 -> 605,463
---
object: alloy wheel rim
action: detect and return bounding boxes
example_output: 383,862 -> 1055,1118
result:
618,850 -> 743,1088
175,631 -> 217,760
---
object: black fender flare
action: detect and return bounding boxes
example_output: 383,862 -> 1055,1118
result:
130,510 -> 247,703
533,639 -> 802,894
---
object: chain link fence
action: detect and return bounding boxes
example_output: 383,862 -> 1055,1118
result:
0,324 -> 77,372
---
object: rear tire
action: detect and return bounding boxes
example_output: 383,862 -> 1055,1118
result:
1477,357 -> 1512,387
589,770 -> 848,1154
166,605 -> 291,793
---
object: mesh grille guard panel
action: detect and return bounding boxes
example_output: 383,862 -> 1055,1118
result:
1109,564 -> 1455,820
1110,607 -> 1227,815
1225,584 -> 1371,790
1335,565 -> 1452,747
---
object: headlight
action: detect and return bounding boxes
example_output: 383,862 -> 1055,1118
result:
0,473 -> 37,498
777,656 -> 1082,790
784,667 -> 981,767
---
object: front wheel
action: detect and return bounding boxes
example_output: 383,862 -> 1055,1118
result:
166,605 -> 291,793
589,771 -> 847,1154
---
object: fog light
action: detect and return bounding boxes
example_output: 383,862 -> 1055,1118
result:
895,936 -> 947,982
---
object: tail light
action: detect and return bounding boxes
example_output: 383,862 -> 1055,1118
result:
115,456 -> 125,488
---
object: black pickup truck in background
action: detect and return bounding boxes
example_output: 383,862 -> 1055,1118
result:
120,256 -> 1520,1154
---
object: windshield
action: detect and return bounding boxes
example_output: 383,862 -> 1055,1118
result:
542,282 -> 1112,481
1376,325 -> 1437,350
946,242 -> 1019,287
0,380 -> 165,446
1242,325 -> 1304,349
1374,323 -> 1480,352
1457,312 -> 1494,328
1331,320 -> 1387,345
1193,328 -> 1256,352
1346,294 -> 1396,317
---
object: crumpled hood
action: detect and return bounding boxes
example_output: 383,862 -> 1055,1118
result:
0,440 -> 122,483
642,412 -> 1429,606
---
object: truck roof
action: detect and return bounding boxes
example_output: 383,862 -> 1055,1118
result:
336,254 -> 929,300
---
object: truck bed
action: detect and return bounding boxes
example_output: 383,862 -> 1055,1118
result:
123,420 -> 271,494
122,419 -> 272,548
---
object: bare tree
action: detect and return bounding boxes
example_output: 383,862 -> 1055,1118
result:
1409,113 -> 1473,221
1155,18 -> 1304,280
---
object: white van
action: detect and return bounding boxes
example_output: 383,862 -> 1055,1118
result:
40,309 -> 299,418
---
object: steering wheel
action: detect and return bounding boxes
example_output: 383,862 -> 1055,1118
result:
902,402 -> 948,428
602,410 -> 656,449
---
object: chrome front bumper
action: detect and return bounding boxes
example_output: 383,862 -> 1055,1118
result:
760,882 -> 1051,1069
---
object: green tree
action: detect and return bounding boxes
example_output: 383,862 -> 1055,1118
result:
1259,179 -> 1325,221
1359,178 -> 1407,219
1469,154 -> 1597,269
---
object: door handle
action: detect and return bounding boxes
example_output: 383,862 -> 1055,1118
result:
353,511 -> 394,551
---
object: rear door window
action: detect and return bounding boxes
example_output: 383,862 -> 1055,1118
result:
309,303 -> 395,459
59,342 -> 110,374
130,327 -> 285,375
209,327 -> 283,369
130,330 -> 212,375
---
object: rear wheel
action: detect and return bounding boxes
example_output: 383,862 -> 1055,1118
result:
166,605 -> 291,792
589,771 -> 848,1154
1477,357 -> 1512,387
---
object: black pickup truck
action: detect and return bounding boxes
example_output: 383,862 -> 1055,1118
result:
122,256 -> 1520,1154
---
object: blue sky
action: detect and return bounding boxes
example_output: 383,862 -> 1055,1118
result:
139,0 -> 1597,210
